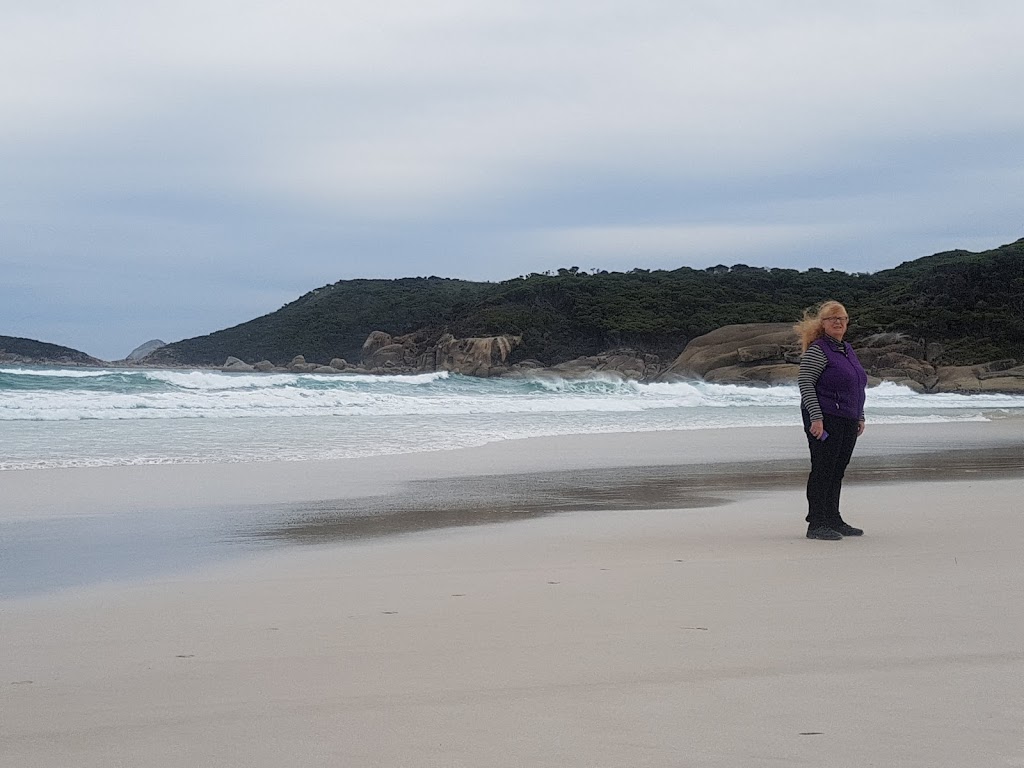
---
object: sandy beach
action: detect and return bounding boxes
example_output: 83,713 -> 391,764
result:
3,422 -> 1023,767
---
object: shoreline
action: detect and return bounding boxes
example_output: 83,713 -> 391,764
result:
2,421 -> 1023,600
3,420 -> 1023,518
5,358 -> 1024,395
247,443 -> 1024,546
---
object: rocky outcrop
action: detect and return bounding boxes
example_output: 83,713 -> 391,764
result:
212,322 -> 1024,392
847,334 -> 1024,392
220,323 -> 1023,390
360,330 -> 522,377
659,324 -> 800,386
361,332 -> 394,361
216,331 -> 520,377
536,349 -> 662,381
935,361 -> 1024,393
434,334 -> 521,377
125,339 -> 166,362
200,309 -> 1024,392
658,324 -> 1023,393
222,356 -> 255,372
365,343 -> 412,370
852,333 -> 937,391
221,355 -> 349,373
286,355 -> 319,373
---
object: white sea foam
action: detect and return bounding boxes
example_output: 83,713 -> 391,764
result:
3,370 -> 1024,422
865,381 -> 1024,408
315,371 -> 451,385
2,367 -> 1022,469
0,367 -> 117,377
141,369 -> 450,390
142,370 -> 299,389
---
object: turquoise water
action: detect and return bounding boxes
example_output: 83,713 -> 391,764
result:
2,366 -> 1022,470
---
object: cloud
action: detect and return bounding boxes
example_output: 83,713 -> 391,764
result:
1,1 -> 1023,356
6,1 -> 1023,212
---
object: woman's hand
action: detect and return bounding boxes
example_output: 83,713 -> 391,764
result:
858,420 -> 866,436
809,419 -> 825,439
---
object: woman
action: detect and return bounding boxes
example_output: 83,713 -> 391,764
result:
794,301 -> 868,540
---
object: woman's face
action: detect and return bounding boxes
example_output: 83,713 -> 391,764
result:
820,307 -> 849,340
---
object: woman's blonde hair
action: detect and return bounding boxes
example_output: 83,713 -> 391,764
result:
794,300 -> 847,352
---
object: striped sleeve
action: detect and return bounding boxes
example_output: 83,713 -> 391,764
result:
797,344 -> 827,422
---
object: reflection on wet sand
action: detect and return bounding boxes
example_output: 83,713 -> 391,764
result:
246,446 -> 1024,545
5,443 -> 1021,599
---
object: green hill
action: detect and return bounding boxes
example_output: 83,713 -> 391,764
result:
144,238 -> 1024,367
0,335 -> 105,365
147,278 -> 495,367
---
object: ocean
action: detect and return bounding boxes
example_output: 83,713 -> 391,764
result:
3,366 -> 1023,471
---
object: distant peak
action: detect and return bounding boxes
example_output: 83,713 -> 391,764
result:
125,339 -> 167,361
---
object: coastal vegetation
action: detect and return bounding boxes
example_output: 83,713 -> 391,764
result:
0,335 -> 103,365
149,238 -> 1023,367
5,238 -> 1022,368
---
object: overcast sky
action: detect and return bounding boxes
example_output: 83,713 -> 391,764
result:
2,1 -> 1022,360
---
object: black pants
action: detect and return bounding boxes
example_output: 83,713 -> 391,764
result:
802,411 -> 859,528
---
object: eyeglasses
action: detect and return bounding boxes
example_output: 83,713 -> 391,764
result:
823,316 -> 849,324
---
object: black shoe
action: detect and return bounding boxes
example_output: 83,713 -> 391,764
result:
806,526 -> 843,540
834,523 -> 863,537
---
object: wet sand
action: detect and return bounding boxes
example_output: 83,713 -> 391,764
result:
2,421 -> 1024,766
4,420 -> 1024,522
2,422 -> 1023,598
252,443 -> 1024,546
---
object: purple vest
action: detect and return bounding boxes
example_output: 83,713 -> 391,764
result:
812,338 -> 867,421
